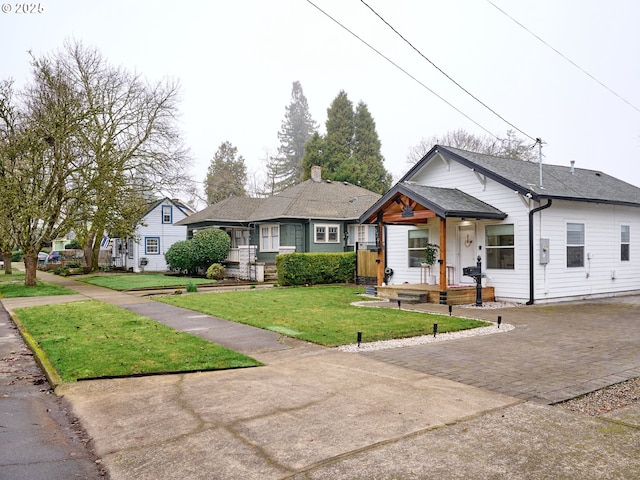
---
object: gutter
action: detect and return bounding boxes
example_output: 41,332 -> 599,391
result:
527,199 -> 552,305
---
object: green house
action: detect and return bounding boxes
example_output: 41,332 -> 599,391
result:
176,167 -> 381,267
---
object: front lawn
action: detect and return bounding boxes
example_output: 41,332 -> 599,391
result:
15,300 -> 261,382
156,285 -> 489,347
0,271 -> 76,298
81,273 -> 215,291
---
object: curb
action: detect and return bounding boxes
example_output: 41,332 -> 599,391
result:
9,310 -> 63,390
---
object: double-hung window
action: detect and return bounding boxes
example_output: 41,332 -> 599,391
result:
260,224 -> 279,252
315,224 -> 339,243
408,229 -> 429,267
161,205 -> 172,224
485,224 -> 515,269
621,225 -> 630,261
145,237 -> 160,255
566,223 -> 585,268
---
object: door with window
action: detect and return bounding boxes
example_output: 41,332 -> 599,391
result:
458,225 -> 476,284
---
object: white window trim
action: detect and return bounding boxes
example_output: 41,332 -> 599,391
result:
161,205 -> 172,224
315,223 -> 340,243
485,223 -> 515,270
408,227 -> 430,268
260,224 -> 280,252
566,222 -> 585,268
145,237 -> 160,255
621,224 -> 630,262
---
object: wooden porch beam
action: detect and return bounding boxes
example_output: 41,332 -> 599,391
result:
377,219 -> 385,285
439,216 -> 447,289
382,209 -> 436,223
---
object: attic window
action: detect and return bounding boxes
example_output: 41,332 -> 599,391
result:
162,205 -> 172,224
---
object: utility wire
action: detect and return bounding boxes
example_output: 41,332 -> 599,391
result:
359,0 -> 537,142
305,0 -> 501,140
486,0 -> 640,115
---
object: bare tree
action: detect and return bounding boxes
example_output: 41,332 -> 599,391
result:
407,128 -> 536,164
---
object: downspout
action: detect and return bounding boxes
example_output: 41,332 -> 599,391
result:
527,199 -> 552,305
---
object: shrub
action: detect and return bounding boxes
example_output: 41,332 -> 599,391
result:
165,240 -> 198,274
276,252 -> 356,286
186,282 -> 198,293
65,239 -> 82,249
205,263 -> 225,280
191,229 -> 230,268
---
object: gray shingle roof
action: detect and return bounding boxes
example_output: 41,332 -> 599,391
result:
439,146 -> 640,206
176,179 -> 381,226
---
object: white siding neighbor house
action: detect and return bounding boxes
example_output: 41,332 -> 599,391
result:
110,198 -> 193,272
359,145 -> 640,304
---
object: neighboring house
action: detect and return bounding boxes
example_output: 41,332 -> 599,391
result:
109,198 -> 194,272
359,145 -> 640,304
176,166 -> 381,277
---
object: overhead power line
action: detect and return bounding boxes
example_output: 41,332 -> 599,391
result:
305,0 -> 501,140
486,0 -> 640,115
359,0 -> 537,142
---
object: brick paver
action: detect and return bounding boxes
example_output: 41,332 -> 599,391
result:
363,298 -> 640,404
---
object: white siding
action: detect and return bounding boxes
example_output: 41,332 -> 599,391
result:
388,157 -> 640,303
129,200 -> 188,272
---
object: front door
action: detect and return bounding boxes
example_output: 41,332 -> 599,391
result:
458,225 -> 476,284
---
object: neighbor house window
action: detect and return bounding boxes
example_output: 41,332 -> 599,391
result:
566,223 -> 585,268
261,224 -> 279,251
161,205 -> 172,224
347,224 -> 375,247
145,237 -> 160,255
408,229 -> 429,267
621,225 -> 630,261
315,224 -> 339,243
485,224 -> 514,269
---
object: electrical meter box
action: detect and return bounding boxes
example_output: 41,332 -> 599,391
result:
540,238 -> 550,265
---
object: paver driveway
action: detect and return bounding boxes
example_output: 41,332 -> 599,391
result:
363,297 -> 640,404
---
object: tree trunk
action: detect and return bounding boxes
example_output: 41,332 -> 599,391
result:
91,236 -> 102,272
23,253 -> 38,286
3,250 -> 11,274
83,230 -> 96,273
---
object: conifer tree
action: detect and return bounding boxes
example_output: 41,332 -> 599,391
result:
204,141 -> 247,204
270,81 -> 317,192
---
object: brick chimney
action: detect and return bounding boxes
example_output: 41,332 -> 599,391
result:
311,165 -> 322,183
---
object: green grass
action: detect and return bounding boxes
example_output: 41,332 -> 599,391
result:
157,285 -> 490,347
15,300 -> 261,382
0,271 -> 76,298
81,273 -> 215,291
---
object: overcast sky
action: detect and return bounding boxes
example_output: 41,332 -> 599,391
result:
3,0 -> 640,198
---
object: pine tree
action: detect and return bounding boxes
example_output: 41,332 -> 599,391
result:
270,81 -> 317,192
204,141 -> 247,204
323,90 -> 354,175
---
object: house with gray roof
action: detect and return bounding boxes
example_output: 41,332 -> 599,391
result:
359,145 -> 640,304
176,166 -> 381,276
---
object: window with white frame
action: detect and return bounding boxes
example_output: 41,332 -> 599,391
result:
408,228 -> 429,267
260,224 -> 279,251
566,223 -> 585,268
485,224 -> 515,269
161,205 -> 172,224
145,237 -> 160,255
315,224 -> 339,243
621,225 -> 630,261
347,224 -> 375,247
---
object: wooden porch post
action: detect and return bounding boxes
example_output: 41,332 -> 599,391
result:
439,217 -> 447,299
377,219 -> 385,285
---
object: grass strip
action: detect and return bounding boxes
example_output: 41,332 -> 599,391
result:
0,271 -> 76,298
14,300 -> 261,382
81,273 -> 215,291
157,285 -> 490,347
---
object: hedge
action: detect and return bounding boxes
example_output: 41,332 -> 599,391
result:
275,252 -> 356,286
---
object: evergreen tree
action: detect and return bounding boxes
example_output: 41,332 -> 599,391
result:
204,141 -> 247,204
302,91 -> 392,194
270,81 -> 317,192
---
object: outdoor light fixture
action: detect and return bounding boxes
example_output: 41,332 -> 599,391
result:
433,323 -> 438,337
448,305 -> 452,316
497,316 -> 502,328
357,331 -> 362,347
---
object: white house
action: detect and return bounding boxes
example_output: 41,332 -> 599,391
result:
359,145 -> 640,304
110,198 -> 193,272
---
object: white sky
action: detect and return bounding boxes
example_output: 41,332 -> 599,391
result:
3,0 -> 640,198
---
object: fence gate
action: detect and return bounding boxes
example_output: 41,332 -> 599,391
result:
356,242 -> 378,285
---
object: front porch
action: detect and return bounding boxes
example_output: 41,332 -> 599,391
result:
375,283 -> 495,305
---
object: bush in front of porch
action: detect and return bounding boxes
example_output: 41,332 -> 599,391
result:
276,252 -> 355,286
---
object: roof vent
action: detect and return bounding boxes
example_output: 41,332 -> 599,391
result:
343,181 -> 349,185
570,160 -> 575,174
326,179 -> 332,183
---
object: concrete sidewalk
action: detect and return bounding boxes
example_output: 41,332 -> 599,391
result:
3,270 -> 640,479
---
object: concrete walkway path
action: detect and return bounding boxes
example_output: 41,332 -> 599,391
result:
2,270 -> 640,479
